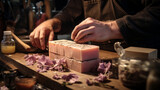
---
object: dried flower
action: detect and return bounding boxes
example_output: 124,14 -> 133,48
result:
53,73 -> 61,80
94,73 -> 107,82
62,74 -> 79,84
97,62 -> 111,74
86,79 -> 93,85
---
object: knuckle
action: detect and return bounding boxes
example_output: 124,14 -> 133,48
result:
89,20 -> 94,24
34,36 -> 39,40
75,25 -> 79,29
87,17 -> 92,20
79,30 -> 85,35
91,26 -> 96,29
75,25 -> 79,30
29,33 -> 34,38
40,37 -> 44,40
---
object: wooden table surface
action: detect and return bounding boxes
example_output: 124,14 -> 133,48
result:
0,50 -> 130,90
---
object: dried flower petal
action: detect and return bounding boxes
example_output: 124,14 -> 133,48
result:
86,79 -> 93,85
53,58 -> 68,72
53,73 -> 61,80
24,54 -> 68,73
24,55 -> 37,66
97,62 -> 111,74
94,73 -> 107,82
62,74 -> 79,84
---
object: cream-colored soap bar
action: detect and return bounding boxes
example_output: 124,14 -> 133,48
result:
124,47 -> 157,60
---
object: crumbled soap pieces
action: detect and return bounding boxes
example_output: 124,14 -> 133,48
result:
49,40 -> 99,61
49,40 -> 100,73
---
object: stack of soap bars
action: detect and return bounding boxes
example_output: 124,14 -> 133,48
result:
49,40 -> 100,73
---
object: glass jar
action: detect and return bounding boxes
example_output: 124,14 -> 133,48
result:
1,31 -> 15,54
119,58 -> 150,89
146,61 -> 160,90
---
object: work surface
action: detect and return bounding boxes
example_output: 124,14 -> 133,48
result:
0,50 -> 130,90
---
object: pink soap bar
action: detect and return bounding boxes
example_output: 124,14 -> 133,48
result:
49,52 -> 64,60
49,41 -> 57,53
49,40 -> 99,61
49,52 -> 100,73
67,58 -> 100,73
71,44 -> 99,60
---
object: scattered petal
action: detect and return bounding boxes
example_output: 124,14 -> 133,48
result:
97,62 -> 111,74
24,54 -> 67,73
62,74 -> 79,84
53,73 -> 61,80
94,73 -> 107,82
53,58 -> 68,72
86,79 -> 93,85
24,55 -> 37,66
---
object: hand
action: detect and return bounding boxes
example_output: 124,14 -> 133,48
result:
30,18 -> 61,50
71,17 -> 123,43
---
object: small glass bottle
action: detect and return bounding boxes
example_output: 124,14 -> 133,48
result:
1,31 -> 15,54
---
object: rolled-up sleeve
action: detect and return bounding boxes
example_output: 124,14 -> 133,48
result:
116,0 -> 160,48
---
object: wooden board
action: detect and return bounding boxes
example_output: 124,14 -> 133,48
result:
0,50 -> 129,90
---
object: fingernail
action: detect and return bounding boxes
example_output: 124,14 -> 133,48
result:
74,39 -> 77,42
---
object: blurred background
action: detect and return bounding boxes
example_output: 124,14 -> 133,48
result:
0,0 -> 69,41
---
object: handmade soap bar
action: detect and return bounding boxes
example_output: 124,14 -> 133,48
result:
124,47 -> 157,60
49,40 -> 99,61
49,52 -> 100,73
49,40 -> 75,55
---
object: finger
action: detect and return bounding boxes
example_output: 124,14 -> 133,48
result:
29,31 -> 36,47
74,26 -> 95,42
47,30 -> 54,46
40,29 -> 46,50
71,18 -> 94,40
34,29 -> 41,49
76,34 -> 94,43
48,31 -> 54,41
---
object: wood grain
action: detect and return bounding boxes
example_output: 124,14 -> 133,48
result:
0,50 -> 129,90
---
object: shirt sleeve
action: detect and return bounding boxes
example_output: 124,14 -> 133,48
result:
54,0 -> 84,34
116,0 -> 160,48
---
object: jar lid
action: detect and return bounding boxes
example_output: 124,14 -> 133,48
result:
3,31 -> 11,35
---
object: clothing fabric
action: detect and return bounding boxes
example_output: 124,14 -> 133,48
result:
54,0 -> 160,56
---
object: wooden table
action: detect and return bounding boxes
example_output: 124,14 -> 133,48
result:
0,50 -> 130,90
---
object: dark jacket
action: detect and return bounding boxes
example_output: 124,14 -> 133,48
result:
54,0 -> 160,55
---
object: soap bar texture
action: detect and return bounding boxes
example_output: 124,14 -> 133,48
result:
49,40 -> 99,61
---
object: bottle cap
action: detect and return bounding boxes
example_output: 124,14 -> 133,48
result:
4,31 -> 11,35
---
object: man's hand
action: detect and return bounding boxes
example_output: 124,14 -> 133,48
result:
71,17 -> 123,43
30,18 -> 61,50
